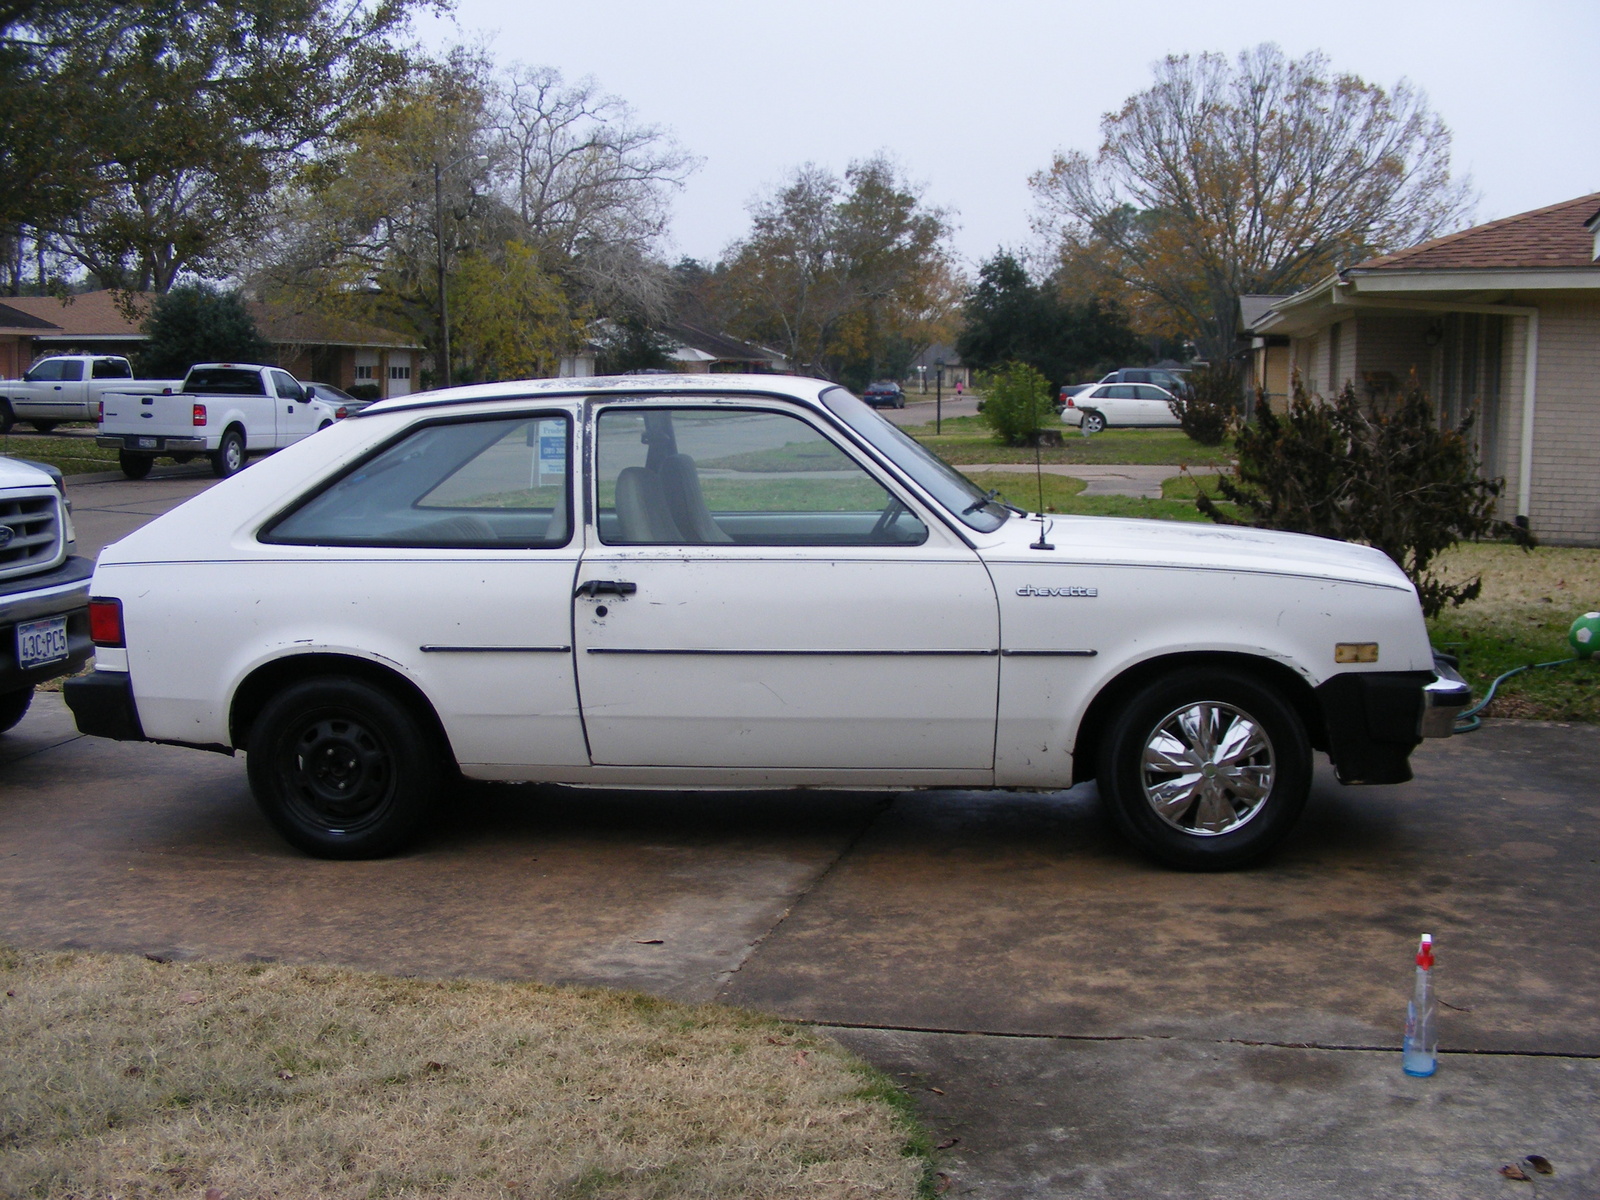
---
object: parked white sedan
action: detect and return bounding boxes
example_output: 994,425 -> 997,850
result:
64,375 -> 1468,869
1061,381 -> 1182,433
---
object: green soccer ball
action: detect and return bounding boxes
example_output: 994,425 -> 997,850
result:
1570,612 -> 1600,659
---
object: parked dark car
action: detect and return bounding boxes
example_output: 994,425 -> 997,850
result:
1098,367 -> 1192,397
1056,383 -> 1093,413
861,381 -> 906,409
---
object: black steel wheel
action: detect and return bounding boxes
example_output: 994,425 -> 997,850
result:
246,677 -> 441,858
1079,409 -> 1107,435
118,450 -> 154,479
210,427 -> 245,478
0,686 -> 33,733
1098,667 -> 1311,870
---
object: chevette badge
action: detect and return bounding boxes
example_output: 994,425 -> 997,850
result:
1016,584 -> 1097,597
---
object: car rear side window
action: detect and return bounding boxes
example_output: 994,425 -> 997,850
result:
186,368 -> 266,395
263,414 -> 572,549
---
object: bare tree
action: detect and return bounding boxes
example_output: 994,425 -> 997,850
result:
1030,44 -> 1474,360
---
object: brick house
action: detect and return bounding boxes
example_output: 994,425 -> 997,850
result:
1243,192 -> 1600,545
0,291 -> 423,399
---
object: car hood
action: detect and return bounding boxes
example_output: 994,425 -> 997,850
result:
975,512 -> 1414,591
0,457 -> 55,490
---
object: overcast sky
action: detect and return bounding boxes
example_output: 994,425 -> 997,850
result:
417,0 -> 1600,271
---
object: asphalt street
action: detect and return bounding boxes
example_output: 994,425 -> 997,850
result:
0,452 -> 1595,1197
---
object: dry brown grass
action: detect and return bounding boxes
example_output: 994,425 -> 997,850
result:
0,949 -> 926,1200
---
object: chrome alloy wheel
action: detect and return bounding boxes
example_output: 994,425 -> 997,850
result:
1140,701 -> 1276,836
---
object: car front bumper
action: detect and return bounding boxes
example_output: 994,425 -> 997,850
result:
1314,654 -> 1472,785
0,556 -> 93,692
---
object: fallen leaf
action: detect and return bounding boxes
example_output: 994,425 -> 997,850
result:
205,1189 -> 226,1200
766,1036 -> 791,1045
790,1051 -> 809,1066
123,1065 -> 143,1077
425,1061 -> 445,1072
1524,1155 -> 1554,1175
936,1137 -> 960,1150
633,938 -> 664,945
144,953 -> 171,963
277,1069 -> 295,1081
176,991 -> 203,1005
1499,1163 -> 1531,1181
928,1086 -> 945,1095
933,1172 -> 952,1194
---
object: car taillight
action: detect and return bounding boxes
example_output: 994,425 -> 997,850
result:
192,403 -> 207,426
335,405 -> 348,419
95,400 -> 104,421
1066,397 -> 1076,407
88,597 -> 125,647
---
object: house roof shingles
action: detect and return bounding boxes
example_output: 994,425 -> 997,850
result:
0,290 -> 147,336
0,301 -> 61,332
1349,192 -> 1600,273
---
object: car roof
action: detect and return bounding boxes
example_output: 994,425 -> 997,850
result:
359,373 -> 839,418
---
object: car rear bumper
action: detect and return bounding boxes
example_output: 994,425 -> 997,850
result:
97,435 -> 207,452
63,668 -> 146,740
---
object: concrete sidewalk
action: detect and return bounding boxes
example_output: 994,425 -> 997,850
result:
962,461 -> 1220,499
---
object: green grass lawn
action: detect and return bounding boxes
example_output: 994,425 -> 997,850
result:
902,416 -> 1236,467
1426,543 -> 1600,722
1,427 -> 120,477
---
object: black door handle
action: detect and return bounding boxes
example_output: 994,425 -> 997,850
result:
575,580 -> 637,598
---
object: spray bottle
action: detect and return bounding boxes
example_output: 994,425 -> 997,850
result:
1402,934 -> 1437,1077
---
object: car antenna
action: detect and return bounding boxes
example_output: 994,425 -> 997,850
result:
1030,423 -> 1054,551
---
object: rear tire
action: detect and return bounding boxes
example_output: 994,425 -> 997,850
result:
1079,410 -> 1107,435
246,676 -> 441,858
118,450 -> 154,480
0,401 -> 13,434
1098,667 -> 1311,870
210,427 -> 245,478
0,686 -> 33,733
30,420 -> 57,434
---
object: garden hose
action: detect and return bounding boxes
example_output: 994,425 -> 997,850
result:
1451,610 -> 1598,733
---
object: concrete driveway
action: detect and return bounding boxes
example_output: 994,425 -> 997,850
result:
3,464 -> 1596,1197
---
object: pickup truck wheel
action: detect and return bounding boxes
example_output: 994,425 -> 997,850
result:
247,676 -> 440,859
1098,667 -> 1311,871
0,686 -> 33,733
118,450 -> 154,480
0,401 -> 12,434
210,428 -> 245,478
30,420 -> 57,434
1079,410 -> 1106,435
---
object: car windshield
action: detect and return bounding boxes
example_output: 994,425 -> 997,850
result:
821,386 -> 1009,532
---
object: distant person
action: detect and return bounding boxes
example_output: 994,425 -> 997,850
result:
955,379 -> 964,396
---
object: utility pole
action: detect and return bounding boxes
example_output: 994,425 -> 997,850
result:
935,358 -> 945,435
434,161 -> 451,388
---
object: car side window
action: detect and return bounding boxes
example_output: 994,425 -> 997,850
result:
595,406 -> 927,547
1107,385 -> 1136,399
272,371 -> 303,400
263,414 -> 572,548
1135,385 -> 1167,400
92,358 -> 131,379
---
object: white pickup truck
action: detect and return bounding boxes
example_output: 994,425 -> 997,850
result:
2,355 -> 181,433
99,363 -> 338,479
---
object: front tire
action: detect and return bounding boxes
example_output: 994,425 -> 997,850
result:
0,686 -> 34,733
0,401 -> 13,434
246,677 -> 442,858
210,427 -> 245,478
1098,667 -> 1311,870
1079,410 -> 1107,435
118,450 -> 154,479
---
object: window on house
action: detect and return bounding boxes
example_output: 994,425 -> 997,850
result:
354,365 -> 375,380
389,365 -> 411,381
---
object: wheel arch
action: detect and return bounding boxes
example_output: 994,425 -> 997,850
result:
229,651 -> 456,767
1070,650 -> 1324,785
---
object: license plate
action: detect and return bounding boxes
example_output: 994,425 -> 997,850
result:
17,616 -> 69,668
135,437 -> 157,449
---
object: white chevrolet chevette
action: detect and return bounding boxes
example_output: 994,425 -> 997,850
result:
64,374 -> 1470,869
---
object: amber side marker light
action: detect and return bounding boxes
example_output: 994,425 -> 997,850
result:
88,597 -> 125,647
1335,642 -> 1379,664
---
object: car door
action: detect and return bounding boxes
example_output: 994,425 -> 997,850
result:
1095,385 -> 1135,424
259,408 -> 587,771
26,358 -> 84,420
572,399 -> 1001,772
271,370 -> 320,446
1126,384 -> 1171,426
